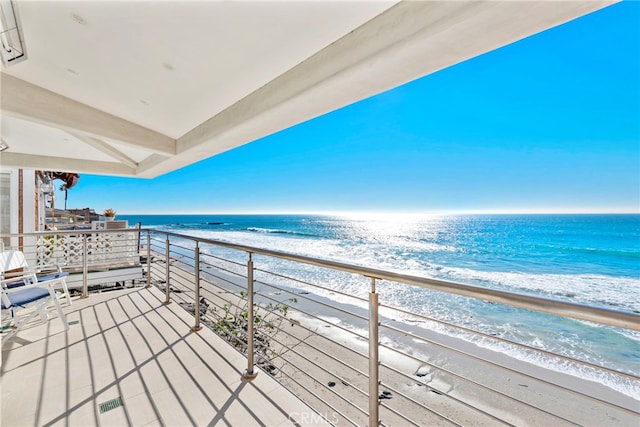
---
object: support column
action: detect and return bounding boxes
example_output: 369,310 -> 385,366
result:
242,253 -> 258,381
145,232 -> 151,288
164,235 -> 171,305
81,234 -> 88,298
191,242 -> 202,332
369,277 -> 380,427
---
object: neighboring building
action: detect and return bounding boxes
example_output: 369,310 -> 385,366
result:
45,208 -> 79,228
67,208 -> 100,224
0,168 -> 83,248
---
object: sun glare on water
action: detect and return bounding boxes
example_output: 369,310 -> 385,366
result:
331,212 -> 455,248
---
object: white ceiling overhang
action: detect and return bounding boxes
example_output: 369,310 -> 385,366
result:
0,1 -> 616,178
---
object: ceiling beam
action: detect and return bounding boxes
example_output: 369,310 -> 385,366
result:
1,73 -> 176,156
150,0 -> 613,179
0,152 -> 136,176
136,153 -> 172,176
66,131 -> 138,169
0,1 -> 617,179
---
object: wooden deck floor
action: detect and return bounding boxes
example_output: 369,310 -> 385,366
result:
1,286 -> 327,426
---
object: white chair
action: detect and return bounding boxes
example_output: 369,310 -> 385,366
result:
1,280 -> 70,345
0,250 -> 72,306
1,251 -> 70,345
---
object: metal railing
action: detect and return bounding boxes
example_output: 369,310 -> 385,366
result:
3,229 -> 639,426
142,229 -> 640,427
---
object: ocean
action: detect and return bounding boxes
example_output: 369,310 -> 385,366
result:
120,213 -> 640,396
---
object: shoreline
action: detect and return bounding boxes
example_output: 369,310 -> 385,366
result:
152,252 -> 639,425
153,223 -> 640,362
194,250 -> 640,400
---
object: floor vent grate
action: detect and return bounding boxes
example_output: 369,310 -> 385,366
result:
99,397 -> 123,414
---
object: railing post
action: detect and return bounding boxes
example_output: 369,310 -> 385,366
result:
191,242 -> 202,332
369,277 -> 380,427
146,232 -> 151,288
242,252 -> 258,381
164,235 -> 171,305
81,234 -> 89,298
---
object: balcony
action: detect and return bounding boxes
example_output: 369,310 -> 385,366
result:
1,286 -> 324,426
2,228 -> 639,426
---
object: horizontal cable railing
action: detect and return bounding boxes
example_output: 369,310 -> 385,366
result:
3,229 -> 639,426
149,230 -> 639,331
139,229 -> 639,427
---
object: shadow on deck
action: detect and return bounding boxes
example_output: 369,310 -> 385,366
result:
1,287 -> 327,426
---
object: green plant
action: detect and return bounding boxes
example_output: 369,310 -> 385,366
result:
207,292 -> 299,375
103,208 -> 116,217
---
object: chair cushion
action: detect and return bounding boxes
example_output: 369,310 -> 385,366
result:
37,272 -> 69,282
1,287 -> 50,309
4,272 -> 69,289
4,278 -> 29,289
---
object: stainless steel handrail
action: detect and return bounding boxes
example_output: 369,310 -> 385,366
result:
147,229 -> 639,426
9,228 -> 634,330
138,229 -> 639,332
6,228 -> 634,426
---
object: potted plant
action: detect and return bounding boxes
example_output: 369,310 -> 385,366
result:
103,208 -> 116,221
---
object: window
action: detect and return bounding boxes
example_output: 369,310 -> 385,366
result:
0,172 -> 11,248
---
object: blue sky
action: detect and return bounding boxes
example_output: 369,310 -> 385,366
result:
63,2 -> 639,215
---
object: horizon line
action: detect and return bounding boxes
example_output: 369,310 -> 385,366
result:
114,209 -> 640,216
